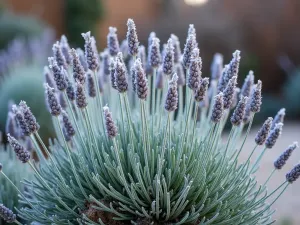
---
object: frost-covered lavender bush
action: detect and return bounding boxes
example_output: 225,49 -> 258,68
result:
0,19 -> 299,225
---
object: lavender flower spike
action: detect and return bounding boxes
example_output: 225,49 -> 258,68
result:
265,123 -> 283,149
87,73 -> 96,98
163,38 -> 175,76
61,110 -> 75,137
271,108 -> 286,130
188,48 -> 202,90
225,50 -> 241,83
43,66 -> 55,89
48,57 -> 67,91
134,58 -> 148,99
171,34 -> 182,64
114,56 -> 128,93
6,112 -> 18,139
231,87 -> 240,109
110,60 -> 117,89
274,142 -> 298,170
240,71 -> 254,98
188,24 -> 196,36
12,105 -> 30,136
250,80 -> 262,113
44,83 -> 62,116
182,34 -> 197,69
107,27 -> 120,57
60,35 -> 72,65
211,53 -> 223,80
165,73 -> 179,112
126,18 -> 139,56
0,204 -> 16,223
7,133 -> 30,163
75,82 -> 88,109
82,31 -> 99,71
148,37 -> 161,68
286,163 -> 300,183
255,117 -> 273,145
223,76 -> 237,109
103,105 -> 118,138
66,80 -> 75,101
217,65 -> 229,92
211,92 -> 224,123
100,49 -> 111,78
230,96 -> 248,126
70,48 -> 86,85
19,101 -> 40,133
76,48 -> 88,72
52,41 -> 67,70
194,77 -> 209,102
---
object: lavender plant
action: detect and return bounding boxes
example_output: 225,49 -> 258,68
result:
1,19 -> 299,225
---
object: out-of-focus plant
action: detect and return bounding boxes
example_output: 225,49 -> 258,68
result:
0,19 -> 299,225
65,0 -> 104,47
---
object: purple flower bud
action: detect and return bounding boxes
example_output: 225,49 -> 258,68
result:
75,82 -> 88,108
162,38 -> 175,76
76,48 -> 88,72
52,41 -> 67,70
226,50 -> 241,82
171,34 -> 182,64
87,72 -> 96,98
217,65 -> 229,92
265,123 -> 283,149
7,134 -> 30,163
165,73 -> 179,112
6,112 -> 18,139
82,31 -> 99,71
44,83 -> 62,116
12,105 -> 30,136
70,48 -> 86,85
126,19 -> 139,56
176,63 -> 185,86
109,60 -> 117,90
44,66 -> 56,89
114,56 -> 128,93
19,101 -> 40,133
0,203 -> 16,223
134,58 -> 148,99
48,58 -> 68,91
188,48 -> 202,90
274,142 -> 298,170
194,77 -> 209,102
250,80 -> 262,113
231,96 -> 248,126
182,34 -> 197,69
223,76 -> 237,109
103,106 -> 118,138
66,79 -> 75,101
211,92 -> 224,123
240,71 -> 254,98
271,108 -> 286,130
148,37 -> 161,68
211,53 -> 223,80
107,27 -> 120,57
100,49 -> 111,79
255,117 -> 273,145
60,35 -> 72,65
155,67 -> 164,89
61,110 -> 75,137
286,163 -> 300,183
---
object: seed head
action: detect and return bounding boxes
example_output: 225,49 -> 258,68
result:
60,35 -> 72,65
162,38 -> 175,76
61,110 -> 75,137
211,53 -> 223,80
0,204 -> 16,223
148,37 -> 161,68
70,48 -> 86,85
114,56 -> 128,93
240,71 -> 254,98
265,123 -> 283,149
44,83 -> 62,116
250,80 -> 262,113
223,76 -> 237,109
12,105 -> 30,136
171,34 -> 182,64
194,77 -> 209,102
255,117 -> 273,145
134,58 -> 148,100
230,96 -> 248,126
271,108 -> 286,130
48,58 -> 67,91
6,112 -> 18,139
182,34 -> 197,69
19,101 -> 40,133
75,82 -> 88,109
43,66 -> 56,89
155,67 -> 164,89
126,19 -> 139,56
103,106 -> 118,138
286,163 -> 300,183
274,142 -> 298,170
87,72 -> 96,98
176,63 -> 185,86
52,41 -> 67,70
76,48 -> 88,72
188,48 -> 202,90
7,133 -> 30,163
82,31 -> 99,71
107,27 -> 120,57
165,73 -> 178,112
211,92 -> 224,123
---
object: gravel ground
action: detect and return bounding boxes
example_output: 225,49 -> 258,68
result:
237,122 -> 300,224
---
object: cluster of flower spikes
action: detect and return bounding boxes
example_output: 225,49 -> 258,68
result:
1,18 -> 300,225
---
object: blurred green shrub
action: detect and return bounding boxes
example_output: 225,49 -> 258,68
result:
65,0 -> 104,47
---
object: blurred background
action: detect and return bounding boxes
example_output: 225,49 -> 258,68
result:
0,0 -> 299,224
